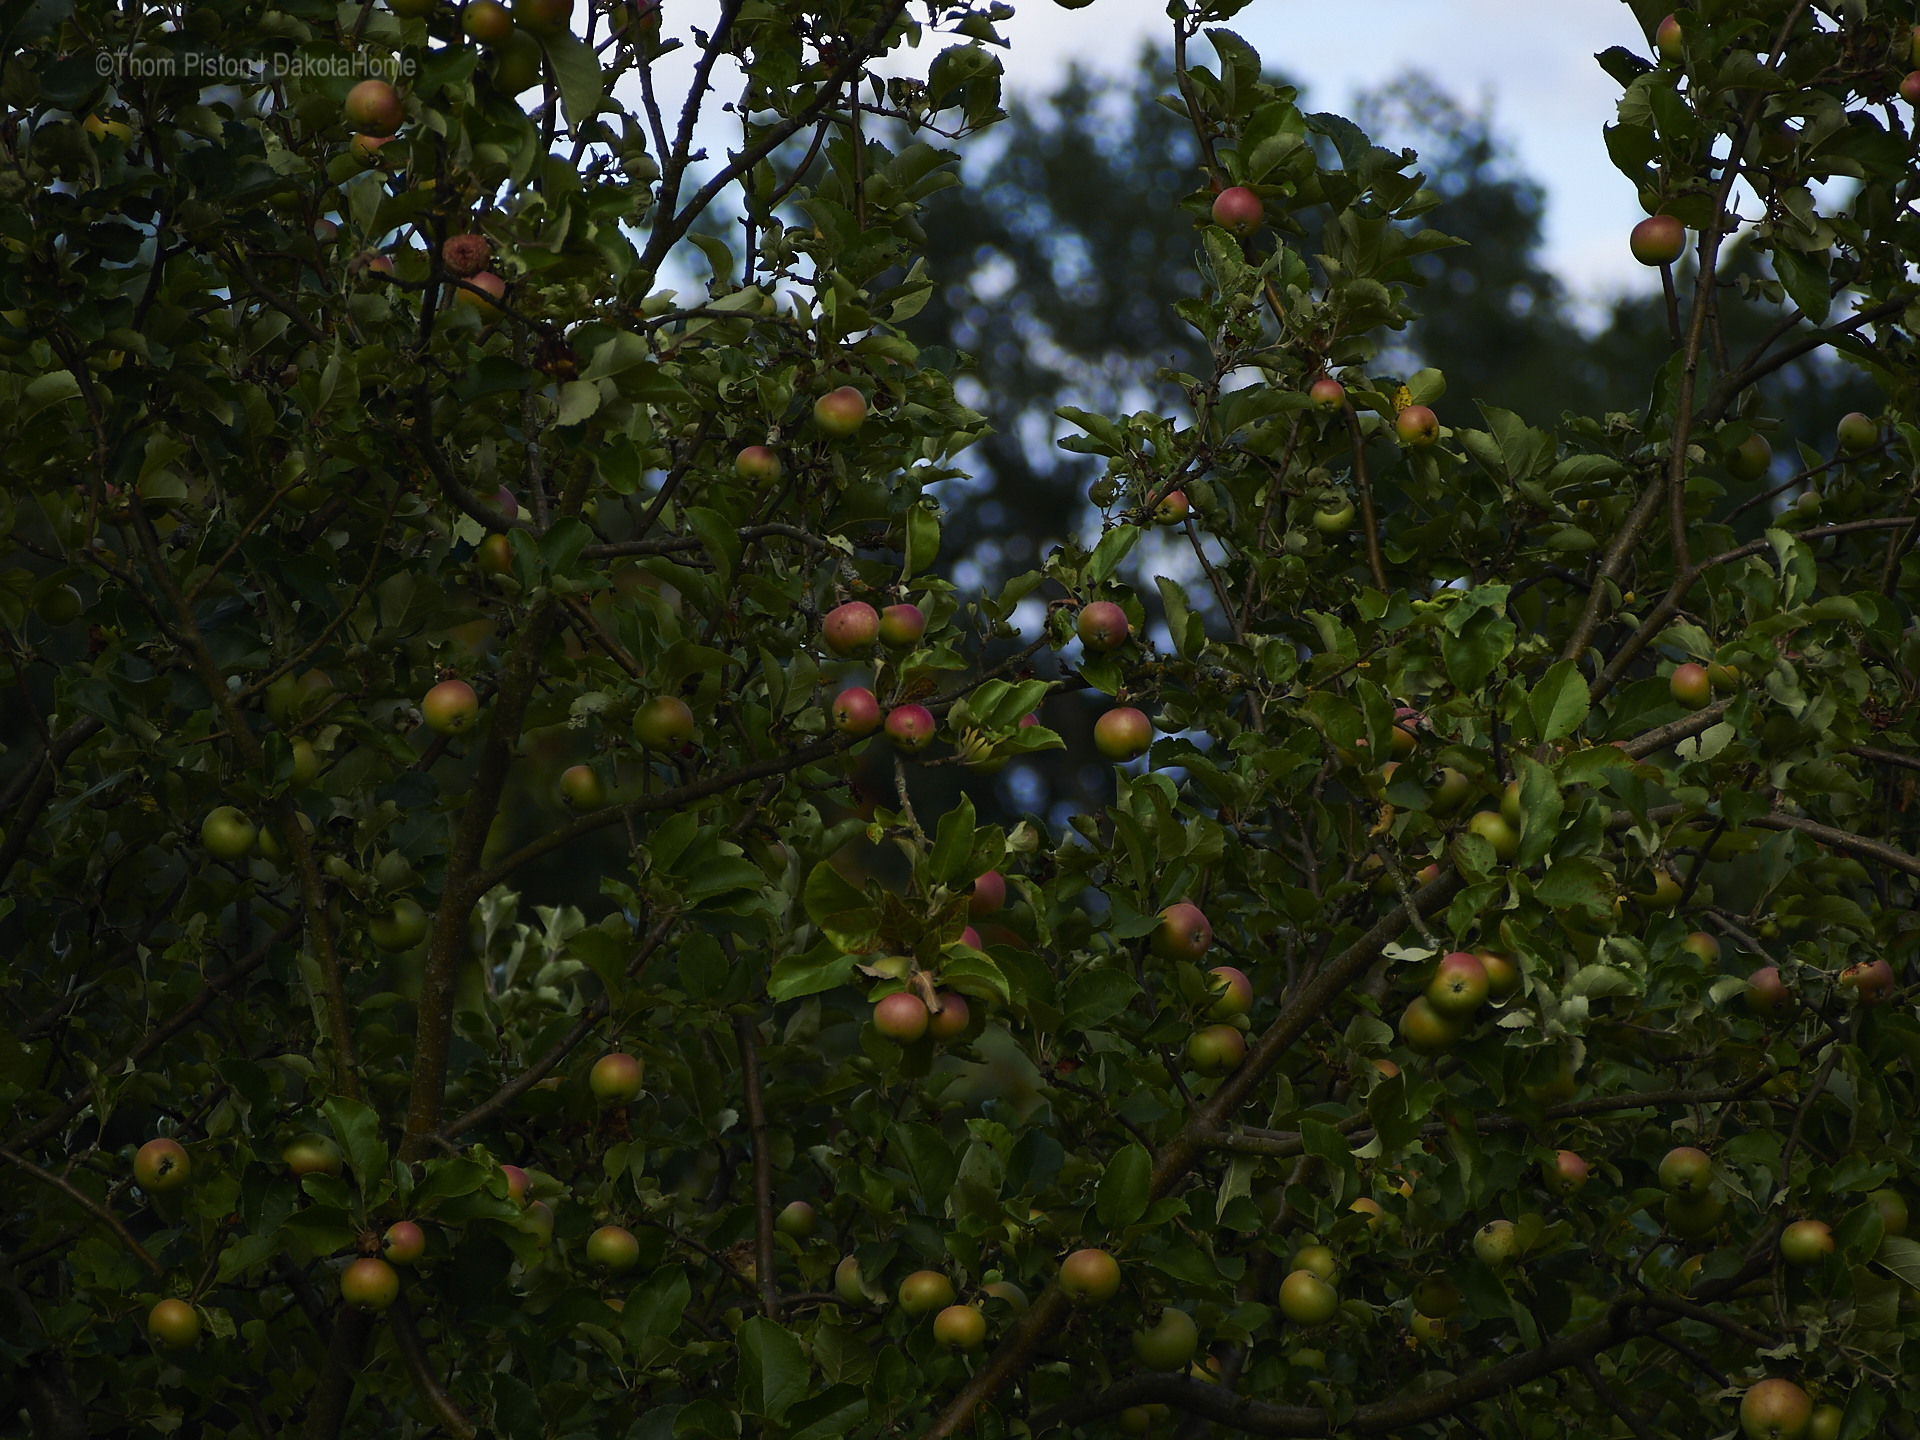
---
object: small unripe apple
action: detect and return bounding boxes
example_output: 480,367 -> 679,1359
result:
1204,965 -> 1252,1019
463,0 -> 514,41
1473,1219 -> 1518,1267
586,1225 -> 641,1272
476,532 -> 513,575
1313,500 -> 1354,533
1211,186 -> 1263,237
983,1279 -> 1028,1313
1654,13 -> 1682,61
898,1269 -> 955,1315
1131,1307 -> 1199,1370
831,686 -> 883,737
1466,809 -> 1518,861
370,898 -> 430,952
36,584 -> 82,626
1152,902 -> 1213,963
511,0 -> 569,34
813,386 -> 868,437
1740,1378 -> 1812,1440
1119,1409 -> 1152,1437
454,271 -> 506,317
1837,411 -> 1878,452
1679,931 -> 1720,965
1499,778 -> 1523,827
523,1199 -> 554,1247
970,870 -> 1006,914
1429,767 -> 1471,813
340,1257 -> 400,1311
1153,490 -> 1189,525
1902,72 -> 1920,105
1726,433 -> 1772,481
633,695 -> 694,749
284,1134 -> 343,1178
344,79 -> 404,136
1349,1197 -> 1383,1229
1076,601 -> 1131,652
290,738 -> 319,787
1411,1277 -> 1460,1318
1290,1244 -> 1336,1282
960,926 -> 982,949
383,1220 -> 426,1264
1630,214 -> 1685,265
1478,950 -> 1520,1000
878,604 -> 926,647
1670,662 -> 1710,710
1399,995 -> 1463,1055
873,991 -> 929,1042
590,1052 -> 643,1102
1187,1024 -> 1245,1076
735,445 -> 782,483
134,1138 -> 191,1193
834,1256 -> 868,1305
1839,958 -> 1894,1005
1426,951 -> 1490,1017
1309,377 -> 1345,412
1409,1311 -> 1451,1344
422,679 -> 480,735
1868,1188 -> 1908,1238
149,1298 -> 202,1349
884,704 -> 936,753
1543,1150 -> 1590,1196
927,993 -> 970,1042
1277,1269 -> 1338,1324
1658,1146 -> 1713,1198
1708,662 -> 1740,693
1094,707 -> 1153,761
1779,1219 -> 1833,1265
559,764 -> 604,810
933,1303 -> 986,1351
441,233 -> 490,278
490,1165 -> 528,1207
202,806 -> 258,861
1395,405 -> 1439,448
823,600 -> 880,655
775,1201 -> 814,1239
1809,1405 -> 1844,1440
1059,1248 -> 1121,1305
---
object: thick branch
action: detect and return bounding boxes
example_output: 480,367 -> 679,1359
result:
388,1294 -> 476,1440
0,1147 -> 165,1277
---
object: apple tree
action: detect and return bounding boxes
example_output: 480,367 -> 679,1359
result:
2,0 -> 1920,1438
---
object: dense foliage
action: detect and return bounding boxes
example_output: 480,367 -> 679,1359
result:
3,0 -> 1920,1437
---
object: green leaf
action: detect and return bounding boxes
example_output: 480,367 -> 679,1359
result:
321,1095 -> 387,1196
537,516 -> 593,579
1875,1234 -> 1920,1288
1771,245 -> 1831,325
1533,858 -> 1614,920
1096,1142 -> 1151,1228
785,1385 -> 868,1440
929,795 -> 978,885
554,379 -> 600,427
736,1317 -> 809,1422
1441,606 -> 1516,693
1512,755 -> 1564,872
543,29 -> 604,129
1064,968 -> 1141,1030
622,1266 -> 690,1341
803,862 -> 867,926
904,501 -> 941,583
937,951 -> 1011,1005
684,507 -> 742,588
1299,1117 -> 1358,1210
1528,660 -> 1590,741
887,1122 -> 959,1209
768,949 -> 857,1002
1087,525 -> 1140,584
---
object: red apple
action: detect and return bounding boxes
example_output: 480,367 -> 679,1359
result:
927,992 -> 970,1041
879,603 -> 926,647
969,871 -> 1006,914
775,1201 -> 814,1238
148,1299 -> 202,1348
1153,490 -> 1189,525
422,679 -> 479,735
1211,186 -> 1263,237
873,991 -> 929,1042
1779,1219 -> 1833,1265
813,386 -> 868,437
1076,601 -> 1131,652
1426,951 -> 1490,1017
586,1225 -> 640,1272
960,926 -> 983,949
933,1303 -> 986,1351
558,764 -> 604,810
1187,1024 -> 1246,1076
1151,902 -> 1213,963
1670,663 -> 1710,710
1839,959 -> 1894,1005
476,532 -> 513,575
383,1220 -> 426,1264
1477,950 -> 1520,1000
463,0 -> 514,41
454,271 -> 506,317
134,1138 -> 191,1193
284,1135 -> 343,1177
1809,1406 -> 1844,1440
1204,965 -> 1252,1019
885,704 -> 936,753
1543,1150 -> 1590,1196
1309,376 -> 1346,412
1740,1379 -> 1812,1440
1679,931 -> 1720,965
1277,1269 -> 1338,1324
500,1164 -> 530,1205
1395,405 -> 1439,447
340,1257 -> 400,1311
344,79 -> 404,136
1658,1146 -> 1713,1198
898,1270 -> 955,1315
1094,707 -> 1153,761
1654,13 -> 1682,60
735,445 -> 782,483
632,695 -> 694,749
590,1052 -> 643,1102
831,686 -> 883,737
1059,1248 -> 1121,1305
441,233 -> 490,277
1631,214 -> 1686,265
823,600 -> 880,655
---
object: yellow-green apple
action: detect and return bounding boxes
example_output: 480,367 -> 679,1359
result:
422,679 -> 479,734
1779,1219 -> 1833,1265
559,765 -> 604,810
1664,1193 -> 1724,1238
1655,14 -> 1682,60
834,1255 -> 868,1305
1349,1197 -> 1383,1230
1868,1189 -> 1908,1237
1727,433 -> 1772,481
1187,1024 -> 1245,1076
1399,995 -> 1464,1055
383,1221 -> 426,1264
463,0 -> 513,41
1740,1379 -> 1812,1440
1809,1406 -> 1843,1440
1473,1219 -> 1518,1266
477,533 -> 513,575
1277,1270 -> 1338,1324
633,695 -> 693,749
983,1280 -> 1028,1314
1204,966 -> 1252,1019
344,79 -> 403,135
933,1303 -> 986,1350
1836,412 -> 1877,452
511,0 -> 569,34
284,1135 -> 343,1177
1411,1277 -> 1460,1318
813,386 -> 868,437
1430,766 -> 1471,813
454,272 -> 506,317
1314,500 -> 1355,532
1467,809 -> 1518,861
134,1138 -> 191,1193
1680,931 -> 1720,965
1659,1146 -> 1713,1198
149,1299 -> 202,1348
879,604 -> 925,647
290,738 -> 319,787
590,1052 -> 643,1102
1478,950 -> 1520,999
775,1201 -> 814,1238
1670,663 -> 1710,709
1059,1248 -> 1121,1305
899,1270 -> 956,1315
587,1225 -> 640,1271
1152,902 -> 1213,962
500,1164 -> 529,1205
1132,1308 -> 1199,1369
202,806 -> 258,860
523,1200 -> 554,1247
370,898 -> 430,953
736,445 -> 782,483
884,704 -> 936,752
1094,707 -> 1153,761
1290,1245 -> 1336,1282
340,1257 -> 399,1310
